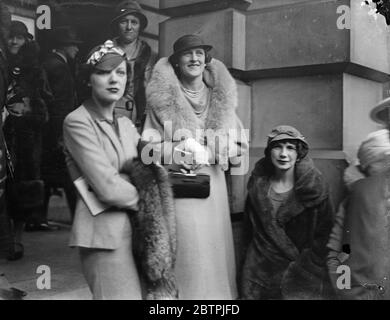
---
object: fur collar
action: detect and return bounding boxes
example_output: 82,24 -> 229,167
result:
250,157 -> 329,209
247,157 -> 330,260
146,57 -> 238,138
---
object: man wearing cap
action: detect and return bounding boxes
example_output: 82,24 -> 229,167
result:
38,26 -> 82,230
110,0 -> 157,131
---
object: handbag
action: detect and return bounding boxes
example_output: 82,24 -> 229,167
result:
169,171 -> 210,198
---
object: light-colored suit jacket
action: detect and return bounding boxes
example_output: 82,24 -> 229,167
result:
63,104 -> 140,249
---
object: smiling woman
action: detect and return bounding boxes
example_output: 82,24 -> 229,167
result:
239,125 -> 335,300
143,34 -> 248,299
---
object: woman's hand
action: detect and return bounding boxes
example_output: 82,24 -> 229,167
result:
175,138 -> 210,172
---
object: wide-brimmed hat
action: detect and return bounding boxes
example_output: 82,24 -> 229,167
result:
169,34 -> 213,60
370,97 -> 390,125
9,21 -> 33,40
52,26 -> 83,46
265,125 -> 309,159
110,0 -> 148,30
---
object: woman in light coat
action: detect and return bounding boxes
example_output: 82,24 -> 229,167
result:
142,34 -> 248,299
63,40 -> 141,299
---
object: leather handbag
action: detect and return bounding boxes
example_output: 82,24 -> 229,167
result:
169,171 -> 210,198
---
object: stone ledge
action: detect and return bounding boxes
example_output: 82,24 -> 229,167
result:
230,62 -> 390,83
159,0 -> 251,17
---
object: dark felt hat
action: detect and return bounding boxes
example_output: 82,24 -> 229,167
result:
52,26 -> 83,46
170,34 -> 212,60
265,125 -> 309,159
110,0 -> 148,30
9,20 -> 33,40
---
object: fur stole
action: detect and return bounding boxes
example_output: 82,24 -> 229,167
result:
122,159 -> 178,300
146,57 -> 238,169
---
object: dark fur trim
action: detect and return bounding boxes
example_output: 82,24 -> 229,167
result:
122,159 -> 178,300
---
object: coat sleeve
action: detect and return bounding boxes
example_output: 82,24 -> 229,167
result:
63,113 -> 139,211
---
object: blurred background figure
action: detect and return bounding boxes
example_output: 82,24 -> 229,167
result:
111,0 -> 157,132
37,26 -> 82,231
327,100 -> 390,300
4,20 -> 50,260
0,0 -> 11,260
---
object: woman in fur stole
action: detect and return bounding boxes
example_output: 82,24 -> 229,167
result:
64,41 -> 176,300
142,34 -> 248,299
239,125 -> 334,300
63,41 -> 144,299
327,128 -> 390,299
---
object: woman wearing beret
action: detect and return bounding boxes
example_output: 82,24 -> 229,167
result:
239,125 -> 334,299
143,34 -> 248,299
110,0 -> 157,131
63,41 -> 142,299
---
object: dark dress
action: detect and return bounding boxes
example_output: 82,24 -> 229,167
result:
41,50 -> 78,217
4,41 -> 49,222
0,45 -> 10,256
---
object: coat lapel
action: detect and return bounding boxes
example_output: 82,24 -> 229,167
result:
117,117 -> 136,160
95,120 -> 125,165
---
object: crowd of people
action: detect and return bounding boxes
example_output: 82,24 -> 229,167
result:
1,0 -> 390,300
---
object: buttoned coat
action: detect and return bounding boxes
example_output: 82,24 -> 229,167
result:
63,104 -> 140,249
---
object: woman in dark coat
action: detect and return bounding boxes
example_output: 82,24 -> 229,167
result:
0,1 -> 11,259
239,125 -> 334,299
4,21 -> 49,260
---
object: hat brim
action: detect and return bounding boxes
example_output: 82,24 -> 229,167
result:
370,97 -> 390,125
268,134 -> 308,146
169,44 -> 213,60
93,54 -> 126,71
10,31 -> 33,40
110,10 -> 148,30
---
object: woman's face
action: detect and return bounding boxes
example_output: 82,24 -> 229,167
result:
117,14 -> 140,44
178,47 -> 206,81
7,35 -> 25,55
90,61 -> 127,105
270,141 -> 298,173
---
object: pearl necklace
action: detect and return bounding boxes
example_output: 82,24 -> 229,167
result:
181,82 -> 206,99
